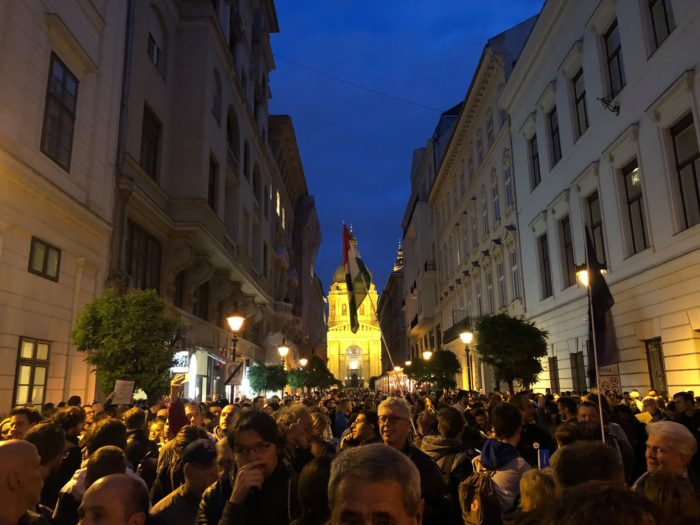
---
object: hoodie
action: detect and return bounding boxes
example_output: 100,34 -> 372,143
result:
421,435 -> 471,477
472,438 -> 530,512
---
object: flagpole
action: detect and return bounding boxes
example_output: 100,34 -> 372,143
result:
584,230 -> 606,445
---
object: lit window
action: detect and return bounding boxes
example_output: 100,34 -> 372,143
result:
28,237 -> 61,282
13,338 -> 49,407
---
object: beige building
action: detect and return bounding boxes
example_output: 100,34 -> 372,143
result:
326,256 -> 382,387
502,0 -> 700,395
0,0 -> 127,413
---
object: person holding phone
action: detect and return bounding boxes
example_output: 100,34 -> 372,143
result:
197,409 -> 298,525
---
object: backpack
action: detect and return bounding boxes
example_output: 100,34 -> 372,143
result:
458,468 -> 503,525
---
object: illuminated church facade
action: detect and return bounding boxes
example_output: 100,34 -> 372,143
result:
326,265 -> 382,387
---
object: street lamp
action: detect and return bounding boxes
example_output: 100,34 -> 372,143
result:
422,350 -> 433,360
460,329 -> 475,391
226,313 -> 245,362
278,339 -> 289,368
299,358 -> 308,367
576,263 -> 607,288
405,360 -> 412,366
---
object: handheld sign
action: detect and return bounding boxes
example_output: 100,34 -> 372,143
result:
112,380 -> 136,405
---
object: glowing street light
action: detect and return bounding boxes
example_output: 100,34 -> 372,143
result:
299,358 -> 308,367
405,360 -> 412,366
576,264 -> 607,288
460,329 -> 475,391
422,350 -> 433,360
225,313 -> 245,362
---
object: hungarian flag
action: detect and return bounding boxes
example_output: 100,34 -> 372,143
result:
343,225 -> 372,333
585,227 -> 619,367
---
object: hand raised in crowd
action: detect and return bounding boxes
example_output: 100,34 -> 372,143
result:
229,460 -> 266,505
170,373 -> 187,400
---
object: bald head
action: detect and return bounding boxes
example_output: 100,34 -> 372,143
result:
79,474 -> 149,525
0,440 -> 44,522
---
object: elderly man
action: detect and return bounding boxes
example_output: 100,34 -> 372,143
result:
328,443 -> 424,525
377,397 -> 447,524
0,440 -> 46,525
633,420 -> 700,495
78,474 -> 149,525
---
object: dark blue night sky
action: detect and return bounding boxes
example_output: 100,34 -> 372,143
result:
269,1 -> 543,294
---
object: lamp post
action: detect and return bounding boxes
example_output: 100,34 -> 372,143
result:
299,358 -> 308,368
460,329 -> 474,391
576,263 -> 607,288
226,314 -> 245,362
422,350 -> 433,360
278,339 -> 289,369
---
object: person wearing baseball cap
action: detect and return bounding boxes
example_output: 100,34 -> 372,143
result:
150,439 -> 218,524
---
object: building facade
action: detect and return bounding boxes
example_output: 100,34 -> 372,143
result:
502,0 -> 700,395
326,257 -> 382,387
0,0 -> 127,413
377,243 -> 409,371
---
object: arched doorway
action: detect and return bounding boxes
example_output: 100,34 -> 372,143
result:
345,345 -> 364,387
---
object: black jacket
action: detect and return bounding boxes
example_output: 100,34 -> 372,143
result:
197,462 -> 298,525
125,428 -> 159,469
404,443 -> 451,525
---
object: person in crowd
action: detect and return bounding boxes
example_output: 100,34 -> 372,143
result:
327,443 -> 424,525
148,419 -> 165,447
503,468 -> 556,525
413,410 -> 437,448
274,404 -> 314,474
78,474 -> 149,525
291,456 -> 332,525
0,440 -> 46,525
54,446 -> 129,525
637,396 -> 666,424
338,410 -> 381,449
550,440 -> 625,490
508,393 -> 555,467
198,409 -> 299,525
1,416 -> 13,440
215,438 -> 233,481
333,398 -> 352,439
185,402 -> 205,428
213,404 -> 236,440
642,470 -> 700,525
452,390 -> 469,417
553,421 -> 582,448
151,439 -> 218,524
42,407 -> 86,509
309,410 -> 333,443
378,397 -> 448,524
556,396 -> 577,423
123,407 -> 159,471
633,420 -> 699,495
671,391 -> 700,470
471,402 -> 531,513
10,407 -> 43,440
471,407 -> 490,436
252,396 -> 266,411
23,422 -> 67,513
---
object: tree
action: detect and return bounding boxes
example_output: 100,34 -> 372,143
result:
286,368 -> 309,392
476,313 -> 549,393
404,351 -> 461,391
72,288 -> 181,400
247,364 -> 287,394
404,357 -> 431,383
305,355 -> 340,390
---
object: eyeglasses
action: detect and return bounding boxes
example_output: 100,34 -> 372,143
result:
378,415 -> 408,424
233,442 -> 273,457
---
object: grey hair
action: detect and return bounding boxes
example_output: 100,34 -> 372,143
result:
647,420 -> 697,459
377,396 -> 411,419
328,443 -> 421,514
274,404 -> 311,428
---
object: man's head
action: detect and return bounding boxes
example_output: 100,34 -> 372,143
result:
79,474 -> 149,525
377,397 -> 412,450
645,420 -> 697,476
491,403 -> 522,442
338,399 -> 352,415
83,405 -> 95,424
219,404 -> 236,431
576,400 -> 600,436
508,394 -> 535,424
208,405 -> 222,419
550,440 -> 624,489
85,446 -> 127,488
350,410 -> 379,442
182,438 -> 218,496
84,418 -> 128,455
9,407 -> 42,439
437,407 -> 465,440
24,422 -> 67,479
53,406 -> 86,437
122,407 -> 147,431
557,397 -> 577,422
67,395 -> 82,407
673,391 -> 694,414
275,405 -> 313,448
0,440 -> 44,516
472,408 -> 488,430
455,390 -> 469,408
642,397 -> 659,415
253,396 -> 266,410
185,403 -> 204,427
328,443 -> 423,525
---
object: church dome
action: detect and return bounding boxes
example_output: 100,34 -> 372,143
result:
332,264 -> 345,284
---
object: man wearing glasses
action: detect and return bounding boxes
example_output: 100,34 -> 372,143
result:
377,397 -> 448,525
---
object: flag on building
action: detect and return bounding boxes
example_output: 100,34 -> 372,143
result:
343,224 -> 372,333
585,227 -> 619,367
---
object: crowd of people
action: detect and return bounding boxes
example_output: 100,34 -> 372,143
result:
1,376 -> 700,524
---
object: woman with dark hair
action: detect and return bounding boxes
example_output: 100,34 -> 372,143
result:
42,406 -> 86,508
198,409 -> 299,525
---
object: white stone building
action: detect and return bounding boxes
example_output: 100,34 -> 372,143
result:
502,0 -> 700,395
0,0 -> 127,412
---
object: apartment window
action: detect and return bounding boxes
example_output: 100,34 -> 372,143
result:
570,351 -> 587,393
649,0 -> 675,49
173,271 -> 185,309
263,243 -> 269,277
481,198 -> 489,234
548,107 -> 562,165
504,164 -> 514,208
560,216 -> 576,288
41,54 -> 79,170
645,338 -> 668,394
468,157 -> 474,181
604,20 -> 626,97
486,109 -> 495,147
140,106 -> 161,179
147,32 -> 166,78
510,249 -> 521,299
125,220 -> 161,292
496,260 -> 506,308
476,131 -> 484,164
13,338 -> 50,406
485,270 -> 494,314
671,114 -> 700,229
28,237 -> 61,282
263,184 -> 270,218
529,135 -> 541,189
572,69 -> 589,138
622,159 -> 648,253
208,156 -> 218,211
548,356 -> 560,394
211,70 -> 222,124
471,217 -> 478,248
242,210 -> 250,254
193,282 -> 209,320
538,233 -> 553,299
492,184 -> 501,223
243,141 -> 250,181
587,191 -> 607,264
475,280 -> 483,317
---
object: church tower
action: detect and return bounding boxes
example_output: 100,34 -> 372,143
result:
326,255 -> 382,387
